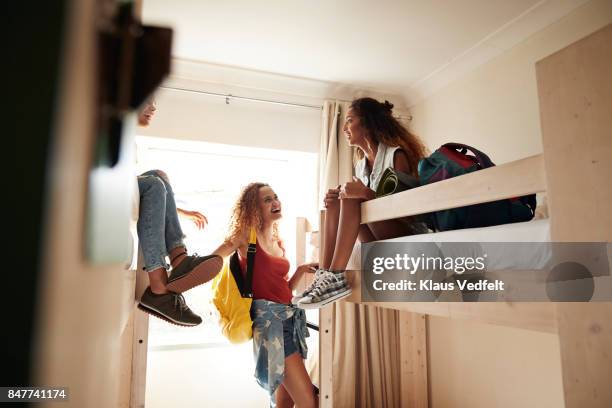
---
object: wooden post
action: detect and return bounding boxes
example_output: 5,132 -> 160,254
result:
536,24 -> 612,408
318,210 -> 334,407
398,312 -> 428,408
296,217 -> 315,294
130,309 -> 149,408
296,217 -> 308,265
319,305 -> 334,407
130,262 -> 150,408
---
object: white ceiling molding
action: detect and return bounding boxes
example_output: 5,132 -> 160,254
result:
403,0 -> 589,107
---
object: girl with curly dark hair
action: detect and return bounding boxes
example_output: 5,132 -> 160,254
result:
295,97 -> 428,309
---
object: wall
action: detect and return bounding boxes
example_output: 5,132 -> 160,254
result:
138,85 -> 322,153
428,317 -> 564,408
407,1 -> 612,407
409,0 -> 612,164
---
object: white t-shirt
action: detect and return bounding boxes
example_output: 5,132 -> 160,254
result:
354,143 -> 401,191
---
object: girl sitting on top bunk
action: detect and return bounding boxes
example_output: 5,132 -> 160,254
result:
295,97 -> 428,309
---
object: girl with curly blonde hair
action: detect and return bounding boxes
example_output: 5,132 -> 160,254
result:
213,182 -> 318,408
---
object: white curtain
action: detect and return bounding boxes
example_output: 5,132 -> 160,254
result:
318,100 -> 353,206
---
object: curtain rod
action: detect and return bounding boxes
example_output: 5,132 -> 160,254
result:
160,85 -> 323,110
160,85 -> 412,121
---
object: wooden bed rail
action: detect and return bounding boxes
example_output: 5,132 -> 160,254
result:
339,264 -> 558,333
366,302 -> 557,334
361,154 -> 546,224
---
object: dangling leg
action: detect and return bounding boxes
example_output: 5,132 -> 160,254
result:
136,174 -> 201,326
324,193 -> 376,271
293,188 -> 341,304
137,174 -> 170,294
297,197 -> 360,309
321,198 -> 340,269
328,198 -> 362,271
138,170 -> 187,263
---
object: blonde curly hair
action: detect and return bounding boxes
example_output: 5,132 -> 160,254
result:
225,182 -> 280,244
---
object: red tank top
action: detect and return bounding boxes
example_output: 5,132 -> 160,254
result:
239,241 -> 292,304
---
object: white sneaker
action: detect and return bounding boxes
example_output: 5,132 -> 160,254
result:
291,268 -> 324,304
297,270 -> 351,309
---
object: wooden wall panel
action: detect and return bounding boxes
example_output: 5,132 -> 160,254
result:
537,23 -> 612,408
398,312 -> 428,408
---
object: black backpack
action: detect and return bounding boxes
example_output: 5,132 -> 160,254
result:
418,143 -> 537,231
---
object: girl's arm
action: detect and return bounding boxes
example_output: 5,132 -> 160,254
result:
288,263 -> 318,291
339,177 -> 375,201
212,231 -> 248,259
177,208 -> 208,230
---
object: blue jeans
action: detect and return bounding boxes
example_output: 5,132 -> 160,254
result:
137,170 -> 185,272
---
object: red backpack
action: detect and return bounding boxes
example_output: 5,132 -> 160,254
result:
417,143 -> 537,231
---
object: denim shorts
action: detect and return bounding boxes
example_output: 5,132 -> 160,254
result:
282,318 -> 298,358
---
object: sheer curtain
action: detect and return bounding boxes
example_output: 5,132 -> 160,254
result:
318,100 -> 353,204
318,100 -> 401,407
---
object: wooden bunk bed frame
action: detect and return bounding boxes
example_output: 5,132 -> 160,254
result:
313,24 -> 612,408
121,24 -> 610,408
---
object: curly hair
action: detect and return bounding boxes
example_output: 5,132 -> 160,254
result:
225,182 -> 280,244
350,98 -> 427,176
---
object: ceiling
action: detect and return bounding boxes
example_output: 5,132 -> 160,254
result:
142,0 -> 587,104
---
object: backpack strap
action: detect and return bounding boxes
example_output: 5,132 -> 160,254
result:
442,143 -> 495,169
229,227 -> 257,298
244,227 -> 257,298
519,194 -> 538,214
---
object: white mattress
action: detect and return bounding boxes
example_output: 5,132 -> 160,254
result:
350,219 -> 612,301
347,219 -> 551,271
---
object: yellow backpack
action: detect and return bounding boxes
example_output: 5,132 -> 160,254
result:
211,229 -> 256,344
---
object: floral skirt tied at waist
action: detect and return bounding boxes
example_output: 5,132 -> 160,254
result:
251,299 -> 309,399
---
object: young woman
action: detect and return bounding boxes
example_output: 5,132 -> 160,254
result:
296,97 -> 428,309
135,99 -> 223,327
213,183 -> 318,408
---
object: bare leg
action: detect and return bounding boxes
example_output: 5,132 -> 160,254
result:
321,200 -> 340,269
328,198 -> 362,271
281,353 -> 317,408
325,201 -> 416,271
358,224 -> 376,244
148,245 -> 191,295
147,246 -> 187,295
148,268 -> 169,294
367,217 -> 420,241
169,245 -> 187,268
275,384 -> 294,408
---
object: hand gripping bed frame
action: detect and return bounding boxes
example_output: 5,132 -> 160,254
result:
302,24 -> 612,408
